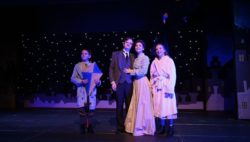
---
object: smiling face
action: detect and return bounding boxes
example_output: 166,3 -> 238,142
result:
155,44 -> 166,58
81,49 -> 91,62
135,42 -> 144,54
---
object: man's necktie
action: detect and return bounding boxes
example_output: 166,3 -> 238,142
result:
125,52 -> 129,61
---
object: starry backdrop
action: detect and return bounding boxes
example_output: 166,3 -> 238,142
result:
17,28 -> 206,100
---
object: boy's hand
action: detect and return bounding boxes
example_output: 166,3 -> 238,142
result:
94,79 -> 101,86
82,79 -> 88,85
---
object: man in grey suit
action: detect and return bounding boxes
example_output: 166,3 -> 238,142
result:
109,37 -> 135,134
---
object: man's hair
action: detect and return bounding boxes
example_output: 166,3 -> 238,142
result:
123,37 -> 133,42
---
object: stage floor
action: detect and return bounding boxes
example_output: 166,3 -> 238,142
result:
0,109 -> 249,142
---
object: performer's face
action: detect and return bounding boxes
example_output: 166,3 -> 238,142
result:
81,50 -> 91,62
123,39 -> 133,51
155,44 -> 166,58
135,42 -> 144,54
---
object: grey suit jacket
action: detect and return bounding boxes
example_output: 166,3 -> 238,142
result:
109,50 -> 135,84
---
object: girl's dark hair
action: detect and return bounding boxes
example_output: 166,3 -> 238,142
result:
135,40 -> 146,49
154,43 -> 169,55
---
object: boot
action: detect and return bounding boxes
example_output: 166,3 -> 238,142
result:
156,125 -> 166,135
87,124 -> 94,134
80,124 -> 86,134
167,126 -> 174,137
154,118 -> 159,135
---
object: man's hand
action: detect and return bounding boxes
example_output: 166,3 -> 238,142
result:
123,68 -> 132,74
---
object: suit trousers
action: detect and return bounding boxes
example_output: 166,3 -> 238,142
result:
115,82 -> 133,131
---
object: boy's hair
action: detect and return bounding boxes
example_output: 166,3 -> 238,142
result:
82,48 -> 92,55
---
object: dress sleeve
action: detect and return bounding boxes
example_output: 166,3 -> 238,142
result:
166,58 -> 177,90
130,56 -> 149,76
